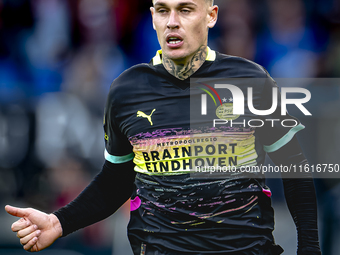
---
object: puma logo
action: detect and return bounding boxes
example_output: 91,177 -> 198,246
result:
137,109 -> 156,126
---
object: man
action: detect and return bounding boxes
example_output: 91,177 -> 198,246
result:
5,0 -> 321,254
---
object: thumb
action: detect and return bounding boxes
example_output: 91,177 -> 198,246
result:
5,205 -> 29,218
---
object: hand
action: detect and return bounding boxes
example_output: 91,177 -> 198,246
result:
5,205 -> 63,252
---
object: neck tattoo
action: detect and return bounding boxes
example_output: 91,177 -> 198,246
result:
162,46 -> 207,80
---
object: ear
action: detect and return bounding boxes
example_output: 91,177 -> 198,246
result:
207,5 -> 218,29
150,7 -> 156,30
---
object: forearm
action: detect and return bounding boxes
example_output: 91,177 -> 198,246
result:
53,160 -> 136,237
269,137 -> 321,254
283,178 -> 320,254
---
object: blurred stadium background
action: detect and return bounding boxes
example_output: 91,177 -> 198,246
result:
0,0 -> 340,254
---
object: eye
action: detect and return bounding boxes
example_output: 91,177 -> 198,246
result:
181,8 -> 191,14
156,8 -> 168,14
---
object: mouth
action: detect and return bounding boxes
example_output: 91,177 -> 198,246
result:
166,35 -> 184,48
167,37 -> 183,44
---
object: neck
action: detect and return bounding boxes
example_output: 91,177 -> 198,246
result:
162,46 -> 207,80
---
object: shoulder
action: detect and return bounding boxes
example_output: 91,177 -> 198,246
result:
213,52 -> 269,79
112,63 -> 156,89
106,63 -> 156,102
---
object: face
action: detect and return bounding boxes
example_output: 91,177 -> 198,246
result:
151,0 -> 218,64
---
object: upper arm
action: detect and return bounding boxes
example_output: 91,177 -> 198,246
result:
103,86 -> 134,164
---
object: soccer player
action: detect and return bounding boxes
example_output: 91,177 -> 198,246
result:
5,0 -> 321,254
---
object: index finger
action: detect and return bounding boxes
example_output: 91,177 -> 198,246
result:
11,218 -> 32,232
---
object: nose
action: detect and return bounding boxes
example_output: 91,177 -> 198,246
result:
167,10 -> 180,29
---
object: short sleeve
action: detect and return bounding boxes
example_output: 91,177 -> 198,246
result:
258,77 -> 305,153
103,88 -> 134,164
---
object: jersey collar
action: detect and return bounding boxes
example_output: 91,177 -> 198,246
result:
152,47 -> 216,66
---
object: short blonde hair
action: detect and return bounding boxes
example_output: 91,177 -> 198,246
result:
152,0 -> 214,6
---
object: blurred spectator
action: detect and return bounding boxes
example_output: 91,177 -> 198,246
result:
35,92 -> 104,169
62,0 -> 127,113
25,0 -> 70,95
0,0 -> 35,100
216,0 -> 256,60
255,0 -> 326,78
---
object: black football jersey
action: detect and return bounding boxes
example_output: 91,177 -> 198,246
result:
103,48 -> 301,254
